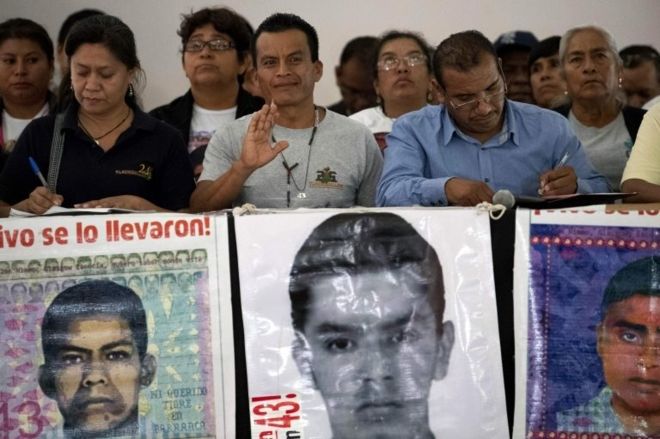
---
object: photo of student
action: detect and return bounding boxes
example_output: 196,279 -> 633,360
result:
289,212 -> 454,438
556,256 -> 660,436
38,280 -> 157,437
236,209 -> 507,438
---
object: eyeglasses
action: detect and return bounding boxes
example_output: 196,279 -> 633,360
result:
447,81 -> 507,111
184,39 -> 235,53
377,53 -> 428,71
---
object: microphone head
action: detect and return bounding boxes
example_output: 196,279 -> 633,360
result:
492,189 -> 515,208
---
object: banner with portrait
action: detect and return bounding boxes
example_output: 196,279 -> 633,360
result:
514,207 -> 660,438
0,213 -> 234,438
234,207 -> 509,438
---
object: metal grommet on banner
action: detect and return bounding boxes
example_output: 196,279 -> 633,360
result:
476,201 -> 508,220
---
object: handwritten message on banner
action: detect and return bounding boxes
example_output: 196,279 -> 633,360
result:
235,208 -> 509,439
0,213 -> 234,438
514,209 -> 660,439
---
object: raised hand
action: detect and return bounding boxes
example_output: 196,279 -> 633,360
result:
238,102 -> 289,173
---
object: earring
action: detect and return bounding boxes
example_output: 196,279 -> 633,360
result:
618,77 -> 622,88
128,84 -> 135,97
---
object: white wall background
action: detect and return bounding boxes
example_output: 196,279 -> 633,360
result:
3,0 -> 659,111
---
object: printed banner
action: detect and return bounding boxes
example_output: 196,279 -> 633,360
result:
514,208 -> 660,438
0,213 -> 234,438
235,208 -> 508,438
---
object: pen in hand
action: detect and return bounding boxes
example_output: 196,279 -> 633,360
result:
28,156 -> 49,189
538,148 -> 573,195
555,149 -> 572,169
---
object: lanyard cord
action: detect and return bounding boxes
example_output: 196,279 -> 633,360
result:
272,107 -> 320,207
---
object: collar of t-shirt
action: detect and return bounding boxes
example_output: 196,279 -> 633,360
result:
1,102 -> 49,145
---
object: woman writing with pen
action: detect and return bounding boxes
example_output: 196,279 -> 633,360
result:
0,15 -> 194,217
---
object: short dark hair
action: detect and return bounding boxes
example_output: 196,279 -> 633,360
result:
374,30 -> 432,76
64,15 -> 142,107
528,36 -> 561,70
289,213 -> 446,335
57,9 -> 105,47
178,7 -> 253,62
253,13 -> 319,64
41,280 -> 149,363
339,35 -> 378,66
601,256 -> 660,317
433,30 -> 497,88
0,18 -> 54,63
620,44 -> 660,82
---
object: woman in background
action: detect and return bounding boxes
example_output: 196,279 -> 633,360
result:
528,36 -> 568,109
556,25 -> 645,190
350,30 -> 434,151
150,7 -> 263,179
0,18 -> 56,171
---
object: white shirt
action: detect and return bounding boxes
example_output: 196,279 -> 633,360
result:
188,104 -> 236,154
2,102 -> 49,151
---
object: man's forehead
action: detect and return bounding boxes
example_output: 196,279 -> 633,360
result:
256,29 -> 310,57
306,269 -> 431,311
604,294 -> 660,326
442,57 -> 499,93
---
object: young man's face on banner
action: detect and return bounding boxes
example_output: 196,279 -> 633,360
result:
293,268 -> 454,438
598,294 -> 660,415
45,315 -> 152,434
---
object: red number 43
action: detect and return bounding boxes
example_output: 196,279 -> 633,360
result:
254,414 -> 300,429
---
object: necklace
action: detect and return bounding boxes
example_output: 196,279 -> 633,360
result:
271,106 -> 320,207
78,109 -> 131,146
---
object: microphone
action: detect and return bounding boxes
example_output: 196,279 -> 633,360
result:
492,189 -> 515,208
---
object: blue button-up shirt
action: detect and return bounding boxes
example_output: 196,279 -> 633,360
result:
377,101 -> 610,206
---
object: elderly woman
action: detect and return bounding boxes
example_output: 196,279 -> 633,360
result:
350,30 -> 434,151
150,7 -> 263,179
0,18 -> 57,171
0,15 -> 194,216
528,36 -> 568,109
556,25 -> 646,190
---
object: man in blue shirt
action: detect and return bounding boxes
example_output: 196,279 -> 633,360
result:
377,30 -> 609,207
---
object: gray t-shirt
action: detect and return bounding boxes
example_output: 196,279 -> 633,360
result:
200,109 -> 383,208
569,111 -> 632,190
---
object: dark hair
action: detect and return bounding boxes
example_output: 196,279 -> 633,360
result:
528,36 -> 561,69
56,9 -> 105,47
253,13 -> 319,64
601,256 -> 660,316
289,213 -> 446,335
433,30 -> 497,87
62,15 -> 142,108
0,18 -> 54,63
41,280 -> 149,363
339,35 -> 378,66
620,44 -> 660,82
178,7 -> 253,63
373,30 -> 432,76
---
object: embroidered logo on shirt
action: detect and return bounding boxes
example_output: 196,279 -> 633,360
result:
310,167 -> 343,189
115,163 -> 153,181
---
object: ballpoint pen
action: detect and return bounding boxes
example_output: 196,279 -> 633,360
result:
28,156 -> 49,190
538,148 -> 573,195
